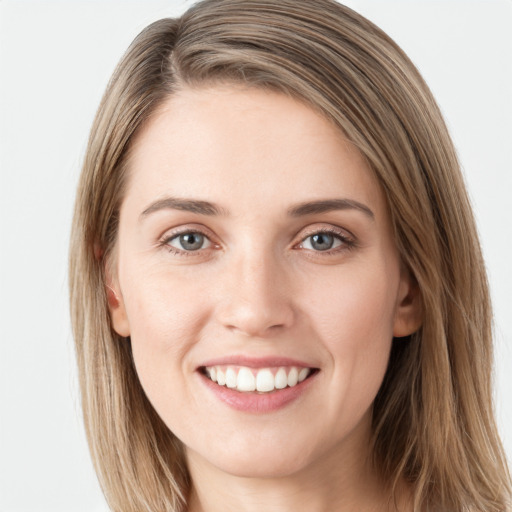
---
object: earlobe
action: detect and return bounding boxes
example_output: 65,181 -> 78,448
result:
393,269 -> 423,338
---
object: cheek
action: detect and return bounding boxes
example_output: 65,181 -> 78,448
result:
303,262 -> 398,409
124,263 -> 208,340
307,264 -> 398,346
120,266 -> 211,397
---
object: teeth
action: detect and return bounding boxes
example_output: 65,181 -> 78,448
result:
298,368 -> 309,382
275,368 -> 288,389
205,365 -> 312,393
256,369 -> 274,392
287,367 -> 298,387
237,367 -> 256,392
217,368 -> 226,386
225,367 -> 237,388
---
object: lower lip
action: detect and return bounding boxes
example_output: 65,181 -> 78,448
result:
198,370 -> 317,413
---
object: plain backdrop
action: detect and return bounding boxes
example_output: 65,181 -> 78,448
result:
0,1 -> 511,510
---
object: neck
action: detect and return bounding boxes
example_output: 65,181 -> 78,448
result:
185,415 -> 411,512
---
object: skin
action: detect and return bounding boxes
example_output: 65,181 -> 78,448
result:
108,86 -> 421,512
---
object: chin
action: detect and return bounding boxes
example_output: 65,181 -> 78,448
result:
215,455 -> 312,479
187,433 -> 321,480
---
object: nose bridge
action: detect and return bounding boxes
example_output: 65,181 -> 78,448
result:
218,239 -> 294,337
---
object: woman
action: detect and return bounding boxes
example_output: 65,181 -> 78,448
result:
69,0 -> 511,510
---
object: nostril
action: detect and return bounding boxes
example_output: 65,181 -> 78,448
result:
224,322 -> 286,338
219,301 -> 295,338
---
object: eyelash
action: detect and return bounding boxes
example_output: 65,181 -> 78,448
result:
158,226 -> 356,257
159,228 -> 214,257
297,227 -> 356,254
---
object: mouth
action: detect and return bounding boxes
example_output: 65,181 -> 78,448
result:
199,364 -> 318,394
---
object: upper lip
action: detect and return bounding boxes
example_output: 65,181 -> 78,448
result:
198,355 -> 317,369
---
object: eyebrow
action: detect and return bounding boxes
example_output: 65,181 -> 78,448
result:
287,199 -> 374,219
140,197 -> 374,220
140,197 -> 228,219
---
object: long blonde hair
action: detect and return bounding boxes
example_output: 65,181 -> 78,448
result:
69,1 -> 511,510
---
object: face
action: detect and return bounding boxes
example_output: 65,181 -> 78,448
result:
109,86 -> 420,479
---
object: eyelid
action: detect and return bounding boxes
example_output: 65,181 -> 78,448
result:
293,224 -> 357,253
167,232 -> 212,251
157,223 -> 356,256
159,223 -> 214,241
158,225 -> 220,255
297,223 -> 355,240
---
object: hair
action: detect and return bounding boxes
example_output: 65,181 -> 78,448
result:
69,0 -> 511,511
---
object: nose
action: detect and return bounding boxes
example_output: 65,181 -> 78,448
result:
216,249 -> 295,338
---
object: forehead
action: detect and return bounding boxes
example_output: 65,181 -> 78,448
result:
123,86 -> 385,218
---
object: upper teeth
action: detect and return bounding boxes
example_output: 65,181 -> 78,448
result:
205,365 -> 311,393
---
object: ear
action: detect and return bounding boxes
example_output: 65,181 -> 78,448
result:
393,266 -> 422,338
104,261 -> 131,338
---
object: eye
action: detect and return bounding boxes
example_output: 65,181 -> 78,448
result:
166,231 -> 212,252
301,233 -> 341,251
298,228 -> 354,253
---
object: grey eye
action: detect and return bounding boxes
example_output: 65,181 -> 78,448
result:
169,232 -> 210,251
302,233 -> 342,251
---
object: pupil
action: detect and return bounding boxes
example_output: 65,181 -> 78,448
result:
180,233 -> 203,251
311,233 -> 333,251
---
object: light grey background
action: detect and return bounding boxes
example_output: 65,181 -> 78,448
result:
0,1 -> 510,510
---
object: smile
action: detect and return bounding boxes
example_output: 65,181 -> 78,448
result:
203,365 -> 313,393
